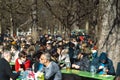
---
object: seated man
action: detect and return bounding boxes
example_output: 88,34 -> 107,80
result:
39,52 -> 62,80
0,51 -> 20,80
97,52 -> 115,75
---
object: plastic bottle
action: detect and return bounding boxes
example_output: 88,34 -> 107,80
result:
90,65 -> 96,76
66,62 -> 71,71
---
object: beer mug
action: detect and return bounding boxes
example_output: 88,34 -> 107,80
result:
37,72 -> 44,80
66,62 -> 71,71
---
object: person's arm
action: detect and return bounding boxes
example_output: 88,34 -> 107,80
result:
79,57 -> 90,71
6,61 -> 20,80
45,62 -> 58,80
72,64 -> 80,69
15,59 -> 20,72
24,59 -> 31,70
107,60 -> 115,75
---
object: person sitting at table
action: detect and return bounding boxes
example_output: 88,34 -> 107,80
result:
57,46 -> 70,69
0,51 -> 20,80
90,49 -> 99,69
32,51 -> 44,73
39,52 -> 62,80
72,52 -> 90,71
15,51 -> 31,72
96,52 -> 115,75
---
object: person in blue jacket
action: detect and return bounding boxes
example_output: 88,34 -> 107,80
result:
97,52 -> 115,75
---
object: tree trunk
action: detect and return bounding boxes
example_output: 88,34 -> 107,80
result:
31,0 -> 38,42
10,13 -> 14,37
98,0 -> 120,70
85,21 -> 89,34
0,12 -> 1,34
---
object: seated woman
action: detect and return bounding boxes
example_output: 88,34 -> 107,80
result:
57,47 -> 70,69
15,51 -> 31,72
72,52 -> 90,71
32,51 -> 44,73
96,52 -> 115,75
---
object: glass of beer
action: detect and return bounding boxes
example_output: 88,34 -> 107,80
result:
66,62 -> 71,71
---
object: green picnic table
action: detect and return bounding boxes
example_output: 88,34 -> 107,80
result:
16,69 -> 115,80
10,62 -> 15,66
61,69 -> 115,80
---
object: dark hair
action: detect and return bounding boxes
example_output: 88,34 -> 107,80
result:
18,51 -> 27,58
33,51 -> 43,59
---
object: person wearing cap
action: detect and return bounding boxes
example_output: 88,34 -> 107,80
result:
97,52 -> 115,75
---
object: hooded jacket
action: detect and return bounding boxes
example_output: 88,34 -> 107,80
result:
97,52 -> 115,75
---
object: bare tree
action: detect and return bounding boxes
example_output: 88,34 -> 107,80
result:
42,0 -> 98,35
31,0 -> 39,42
98,0 -> 120,70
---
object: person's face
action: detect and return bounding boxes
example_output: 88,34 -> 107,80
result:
7,55 -> 12,62
46,44 -> 51,50
58,42 -> 63,45
20,56 -> 26,62
39,54 -> 47,65
101,60 -> 106,63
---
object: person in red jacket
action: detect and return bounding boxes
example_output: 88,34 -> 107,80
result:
15,51 -> 31,72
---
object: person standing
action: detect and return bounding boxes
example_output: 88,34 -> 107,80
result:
0,51 -> 20,80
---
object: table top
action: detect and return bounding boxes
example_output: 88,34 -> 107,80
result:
16,69 -> 115,80
61,69 -> 115,80
10,62 -> 15,65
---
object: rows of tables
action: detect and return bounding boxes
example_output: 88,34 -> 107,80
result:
10,62 -> 115,80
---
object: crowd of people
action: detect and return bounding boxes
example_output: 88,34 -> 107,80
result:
0,33 -> 119,80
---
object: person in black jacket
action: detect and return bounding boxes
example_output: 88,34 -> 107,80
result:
72,53 -> 90,72
0,51 -> 20,80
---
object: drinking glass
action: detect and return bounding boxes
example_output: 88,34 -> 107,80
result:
103,67 -> 107,75
66,62 -> 71,71
90,65 -> 96,77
